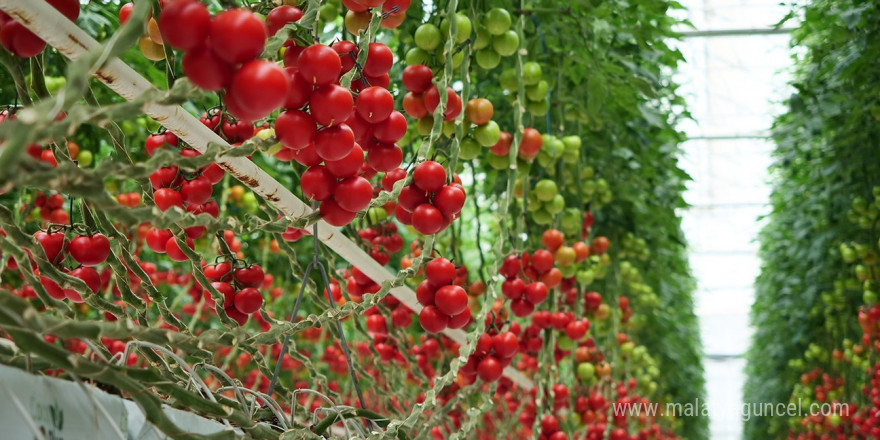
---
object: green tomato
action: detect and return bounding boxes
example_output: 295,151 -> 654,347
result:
451,50 -> 464,68
458,136 -> 482,160
487,152 -> 509,170
440,13 -> 472,44
485,8 -> 512,35
557,335 -> 575,351
319,4 -> 337,22
367,207 -> 388,222
563,135 -> 582,150
576,269 -> 595,285
546,194 -> 565,214
474,120 -> 501,146
864,289 -> 878,304
527,98 -> 549,115
532,208 -> 553,225
76,150 -> 94,167
414,23 -> 442,51
526,191 -> 541,211
405,47 -> 432,66
621,342 -> 635,356
499,68 -> 517,91
266,142 -> 284,155
523,61 -> 542,85
559,264 -> 577,278
475,48 -> 501,70
534,179 -> 557,201
442,121 -> 456,137
491,30 -> 519,56
473,24 -> 492,50
417,116 -> 434,135
577,362 -> 595,381
44,76 -> 66,94
526,80 -> 549,101
562,148 -> 579,165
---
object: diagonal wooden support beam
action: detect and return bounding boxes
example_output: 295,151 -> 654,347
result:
0,0 -> 534,390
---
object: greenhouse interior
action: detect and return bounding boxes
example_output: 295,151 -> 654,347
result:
0,0 -> 875,439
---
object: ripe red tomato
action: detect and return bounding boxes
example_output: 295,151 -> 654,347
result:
209,9 -> 267,65
146,228 -> 172,253
206,281 -> 236,307
416,279 -> 437,306
477,356 -> 503,382
158,0 -> 210,50
501,278 -> 525,300
183,46 -> 234,91
519,128 -> 543,159
363,42 -> 393,77
234,287 -> 263,314
331,40 -> 358,73
434,285 -> 467,316
118,3 -> 133,24
46,0 -> 80,21
373,111 -> 407,143
292,143 -> 322,167
265,5 -> 303,35
0,21 -> 46,58
165,236 -> 193,261
356,86 -> 394,123
447,308 -> 471,329
411,204 -> 446,235
492,332 -> 519,358
310,84 -> 354,127
234,265 -> 264,288
324,143 -> 364,178
381,168 -> 407,191
413,160 -> 447,193
154,188 -> 184,211
424,86 -> 462,121
275,110 -> 317,150
366,142 -> 403,172
314,124 -> 355,161
402,92 -> 428,118
299,166 -> 336,201
418,305 -> 448,333
433,185 -> 466,217
180,176 -> 213,205
225,305 -> 248,325
402,64 -> 433,93
319,199 -> 358,226
69,266 -> 101,295
398,185 -> 429,212
524,282 -> 548,305
150,166 -> 181,189
34,230 -> 68,264
204,262 -> 232,282
40,274 -> 66,299
366,314 -> 388,335
490,131 -> 513,156
298,44 -> 342,86
426,258 -> 456,285
228,60 -> 289,120
530,249 -> 554,274
69,233 -> 111,266
333,176 -> 373,212
283,69 -> 311,110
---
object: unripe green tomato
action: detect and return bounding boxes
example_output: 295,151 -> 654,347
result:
417,116 -> 434,135
557,335 -> 575,351
536,151 -> 554,168
105,181 -> 119,193
440,13 -> 472,44
486,152 -> 508,170
485,8 -> 512,35
532,209 -> 553,225
44,76 -> 66,94
475,49 -> 501,70
499,68 -> 517,91
442,121 -> 456,137
492,30 -> 519,56
458,136 -> 482,160
559,264 -> 577,278
570,412 -> 581,426
526,80 -> 549,101
562,149 -> 579,165
526,191 -> 541,211
864,289 -> 878,304
75,150 -> 93,167
576,362 -> 595,381
547,194 -> 565,214
523,61 -> 542,85
451,50 -> 464,68
474,121 -> 501,146
319,4 -> 337,22
405,47 -> 432,66
621,341 -> 635,356
473,24 -> 491,50
576,269 -> 595,285
534,179 -> 557,201
563,135 -> 582,150
367,207 -> 388,222
414,23 -> 442,51
527,98 -> 549,115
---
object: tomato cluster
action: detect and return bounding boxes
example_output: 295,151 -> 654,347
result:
32,227 -> 111,303
417,257 -> 472,333
145,131 -> 223,260
358,222 -> 404,266
395,161 -> 466,235
200,260 -> 266,325
401,65 -> 464,127
499,254 -> 550,317
0,0 -> 79,57
342,0 -> 412,33
461,330 -> 519,383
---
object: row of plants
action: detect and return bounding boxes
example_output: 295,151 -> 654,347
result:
745,0 -> 880,438
0,0 -> 705,438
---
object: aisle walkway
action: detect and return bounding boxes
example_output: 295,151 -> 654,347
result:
673,0 -> 793,438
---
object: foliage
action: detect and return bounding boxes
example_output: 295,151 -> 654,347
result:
744,0 -> 880,437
